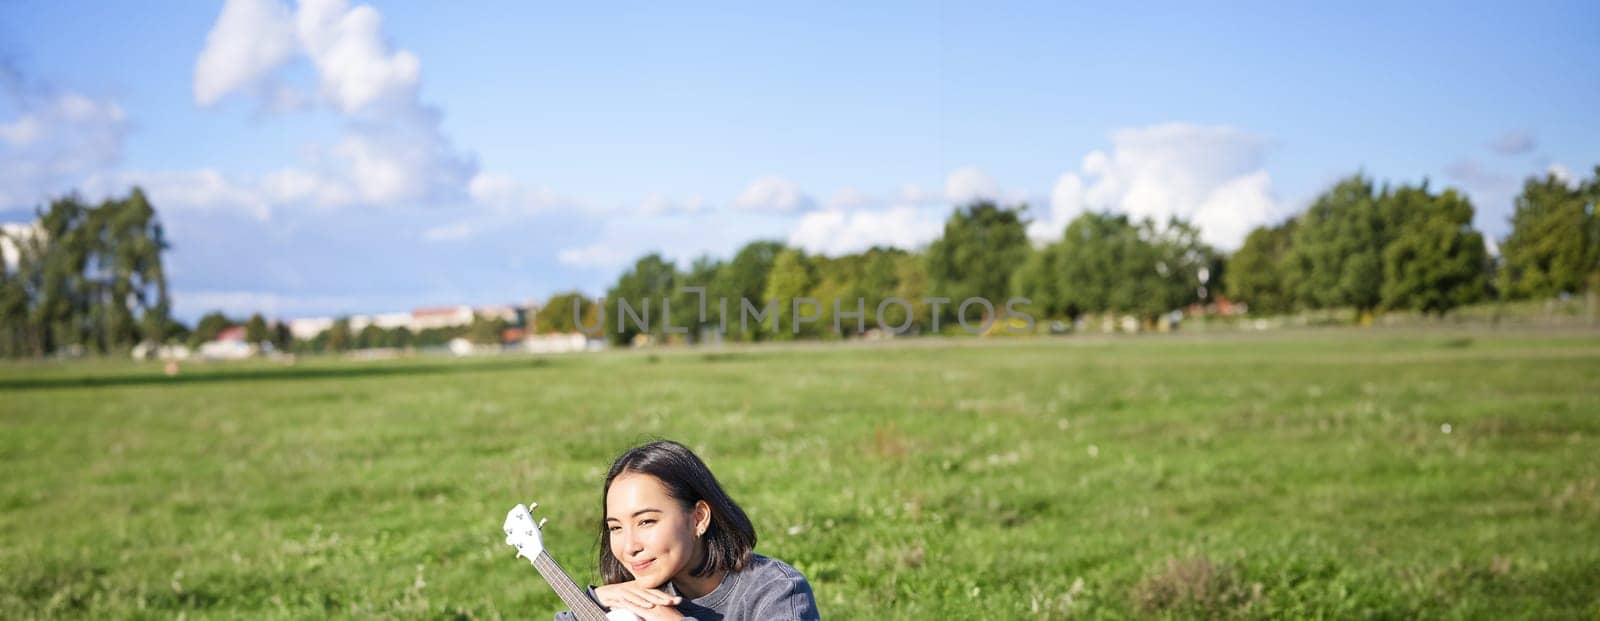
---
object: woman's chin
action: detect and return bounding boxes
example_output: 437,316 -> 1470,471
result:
631,571 -> 668,589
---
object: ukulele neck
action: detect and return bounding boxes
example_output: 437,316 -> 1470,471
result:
532,550 -> 610,621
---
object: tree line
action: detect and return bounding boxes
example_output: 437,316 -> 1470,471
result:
2,166 -> 1595,357
584,167 -> 1599,345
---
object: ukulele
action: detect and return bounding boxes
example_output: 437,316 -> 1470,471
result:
504,502 -> 642,621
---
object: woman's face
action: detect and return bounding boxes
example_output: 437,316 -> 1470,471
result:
605,472 -> 708,589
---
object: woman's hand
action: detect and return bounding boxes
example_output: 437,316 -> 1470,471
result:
615,603 -> 685,621
594,581 -> 681,612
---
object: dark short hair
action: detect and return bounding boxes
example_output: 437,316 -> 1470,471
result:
598,440 -> 757,585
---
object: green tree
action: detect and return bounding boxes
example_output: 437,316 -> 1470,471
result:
536,291 -> 598,334
1288,174 -> 1387,315
188,311 -> 233,348
762,248 -> 818,339
272,321 -> 293,351
1379,183 -> 1488,314
1053,212 -> 1142,318
1499,169 -> 1599,299
926,201 -> 1031,327
1140,217 -> 1216,321
709,240 -> 785,342
326,317 -> 352,352
1011,241 -> 1064,318
604,254 -> 677,346
245,313 -> 269,344
34,195 -> 93,353
1227,220 -> 1298,315
468,314 -> 508,346
671,256 -> 723,342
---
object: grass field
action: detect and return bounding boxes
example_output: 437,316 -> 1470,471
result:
2,328 -> 1599,619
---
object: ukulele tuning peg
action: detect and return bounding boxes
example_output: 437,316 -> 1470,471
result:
538,518 -> 548,529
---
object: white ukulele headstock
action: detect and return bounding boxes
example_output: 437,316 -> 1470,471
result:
504,502 -> 548,562
503,500 -> 641,621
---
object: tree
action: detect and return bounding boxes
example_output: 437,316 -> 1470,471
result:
245,313 -> 269,344
1140,217 -> 1216,321
188,311 -> 233,348
1379,183 -> 1488,314
604,253 -> 678,346
709,241 -> 785,342
536,291 -> 598,334
1499,169 -> 1599,299
858,247 -> 911,331
1011,241 -> 1064,318
671,255 -> 723,342
0,187 -> 171,357
762,248 -> 818,340
468,314 -> 507,346
272,321 -> 293,351
926,201 -> 1030,327
358,324 -> 387,349
326,317 -> 352,352
1052,212 -> 1142,318
1288,174 -> 1387,315
1227,219 -> 1298,315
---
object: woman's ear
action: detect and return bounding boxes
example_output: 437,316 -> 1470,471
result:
693,500 -> 712,536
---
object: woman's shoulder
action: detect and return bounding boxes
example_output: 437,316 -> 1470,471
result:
731,554 -> 819,619
742,553 -> 810,584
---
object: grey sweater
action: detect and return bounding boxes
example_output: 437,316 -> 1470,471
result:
554,554 -> 820,621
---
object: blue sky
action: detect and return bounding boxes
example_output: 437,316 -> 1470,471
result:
2,1 -> 1596,321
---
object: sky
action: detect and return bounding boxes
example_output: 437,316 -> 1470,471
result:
1,0 -> 1596,321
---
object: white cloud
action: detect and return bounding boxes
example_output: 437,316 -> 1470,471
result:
788,205 -> 944,256
193,0 -> 298,107
944,166 -> 999,204
185,0 -> 477,214
0,90 -> 129,208
734,175 -> 816,213
1548,163 -> 1575,186
1029,172 -> 1086,241
80,169 -> 272,221
295,0 -> 421,114
1036,123 -> 1281,250
468,171 -> 566,213
558,243 -> 635,269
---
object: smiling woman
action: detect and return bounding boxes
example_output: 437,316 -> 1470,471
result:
554,440 -> 821,621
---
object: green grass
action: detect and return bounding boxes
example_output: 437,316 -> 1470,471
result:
2,328 -> 1599,619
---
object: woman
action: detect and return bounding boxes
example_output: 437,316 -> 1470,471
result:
555,440 -> 821,621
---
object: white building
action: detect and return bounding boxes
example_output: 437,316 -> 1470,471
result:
523,332 -> 600,354
289,317 -> 334,341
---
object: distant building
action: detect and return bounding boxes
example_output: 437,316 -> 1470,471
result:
411,305 -> 475,330
523,332 -> 600,354
199,325 -> 254,360
289,317 -> 334,341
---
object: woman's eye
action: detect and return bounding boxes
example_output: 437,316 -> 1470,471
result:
639,519 -> 655,527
